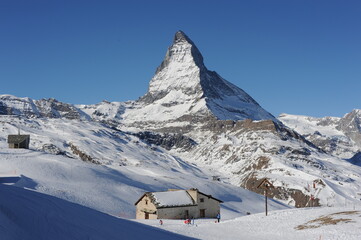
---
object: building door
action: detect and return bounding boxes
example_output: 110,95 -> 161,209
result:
145,212 -> 149,219
200,209 -> 205,218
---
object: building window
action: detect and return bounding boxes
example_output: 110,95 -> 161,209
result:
145,200 -> 148,205
200,198 -> 204,202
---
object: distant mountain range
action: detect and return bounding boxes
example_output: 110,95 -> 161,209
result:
279,110 -> 361,158
1,31 -> 361,208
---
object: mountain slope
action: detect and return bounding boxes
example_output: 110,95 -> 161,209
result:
0,184 -> 194,240
0,115 -> 288,219
279,111 -> 361,158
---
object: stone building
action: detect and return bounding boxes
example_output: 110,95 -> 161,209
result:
135,188 -> 222,220
7,134 -> 30,149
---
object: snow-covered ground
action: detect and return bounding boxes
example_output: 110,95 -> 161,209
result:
2,178 -> 360,240
140,207 -> 361,240
0,184 -> 194,240
0,145 -> 287,217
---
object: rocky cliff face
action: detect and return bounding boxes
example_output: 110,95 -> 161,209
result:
337,110 -> 361,149
0,95 -> 39,117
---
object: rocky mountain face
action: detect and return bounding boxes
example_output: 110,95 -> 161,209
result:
338,110 -> 361,149
0,95 -> 88,120
1,31 -> 361,208
279,111 -> 361,159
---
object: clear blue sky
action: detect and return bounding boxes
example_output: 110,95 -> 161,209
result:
1,0 -> 360,118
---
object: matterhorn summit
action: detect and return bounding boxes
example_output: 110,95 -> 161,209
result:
122,31 -> 275,128
142,30 -> 206,101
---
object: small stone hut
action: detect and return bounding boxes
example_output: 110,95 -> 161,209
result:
7,134 -> 30,149
135,188 -> 223,220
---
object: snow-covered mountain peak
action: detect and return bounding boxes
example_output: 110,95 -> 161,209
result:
343,109 -> 361,121
135,31 -> 276,123
154,30 -> 204,75
146,31 -> 205,100
174,30 -> 192,43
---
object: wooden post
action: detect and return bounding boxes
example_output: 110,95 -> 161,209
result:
265,188 -> 268,216
257,178 -> 274,217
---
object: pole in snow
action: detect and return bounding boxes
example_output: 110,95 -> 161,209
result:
257,178 -> 274,216
265,188 -> 268,216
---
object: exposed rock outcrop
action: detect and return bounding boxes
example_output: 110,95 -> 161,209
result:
134,131 -> 196,151
69,143 -> 100,164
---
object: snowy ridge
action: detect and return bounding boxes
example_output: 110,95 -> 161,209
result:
0,94 -> 89,120
279,112 -> 361,158
0,95 -> 39,116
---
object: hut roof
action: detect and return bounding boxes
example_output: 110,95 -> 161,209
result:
7,135 -> 30,144
197,190 -> 223,203
152,190 -> 195,208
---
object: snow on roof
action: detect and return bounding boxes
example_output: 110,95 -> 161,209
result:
152,190 -> 194,207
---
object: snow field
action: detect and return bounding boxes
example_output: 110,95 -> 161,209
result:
140,207 -> 361,240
